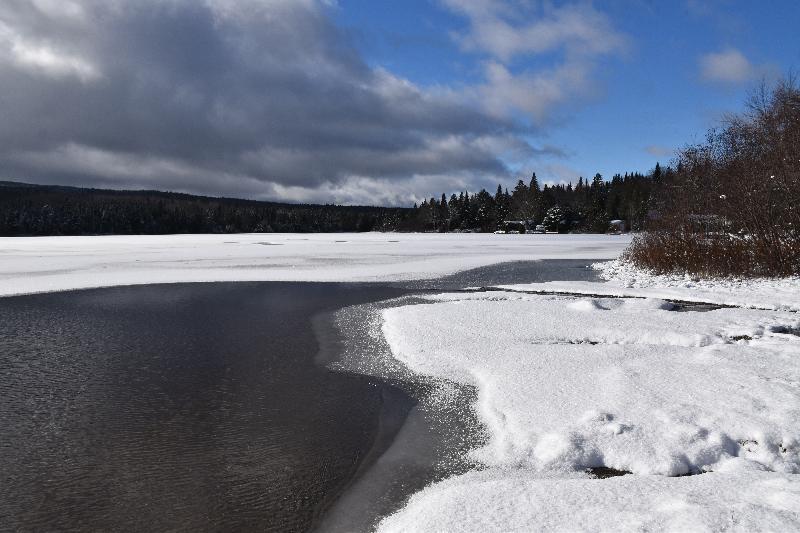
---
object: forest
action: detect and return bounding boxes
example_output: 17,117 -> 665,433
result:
0,183 -> 412,236
0,169 -> 661,237
411,169 -> 661,234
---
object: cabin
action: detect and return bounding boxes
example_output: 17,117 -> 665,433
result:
608,220 -> 626,234
501,220 -> 534,233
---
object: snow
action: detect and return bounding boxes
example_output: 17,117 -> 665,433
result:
497,259 -> 800,312
376,290 -> 800,531
0,233 -> 630,297
379,469 -> 800,533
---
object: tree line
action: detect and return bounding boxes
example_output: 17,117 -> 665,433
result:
1,169 -> 663,237
409,169 -> 662,233
0,183 -> 414,236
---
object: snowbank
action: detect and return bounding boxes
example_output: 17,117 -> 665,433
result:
377,291 -> 800,531
0,233 -> 630,297
497,259 -> 800,311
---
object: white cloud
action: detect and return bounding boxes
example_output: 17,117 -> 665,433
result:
442,0 -> 625,62
644,145 -> 674,158
540,162 -> 583,186
478,59 -> 593,122
269,173 -> 476,206
699,48 -> 760,84
0,21 -> 99,82
441,1 -> 626,123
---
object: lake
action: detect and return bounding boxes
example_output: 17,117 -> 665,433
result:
0,260 -> 599,531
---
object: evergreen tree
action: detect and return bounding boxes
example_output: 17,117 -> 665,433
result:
438,193 -> 450,232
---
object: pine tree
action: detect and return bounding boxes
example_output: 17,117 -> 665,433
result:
438,193 -> 449,232
653,162 -> 662,182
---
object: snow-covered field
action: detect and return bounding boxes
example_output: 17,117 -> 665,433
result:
0,233 -> 629,297
375,274 -> 800,531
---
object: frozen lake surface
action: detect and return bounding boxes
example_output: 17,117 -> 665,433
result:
0,232 -> 629,296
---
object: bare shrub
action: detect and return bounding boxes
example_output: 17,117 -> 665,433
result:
627,76 -> 800,277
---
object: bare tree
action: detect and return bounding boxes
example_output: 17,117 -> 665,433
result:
626,76 -> 800,277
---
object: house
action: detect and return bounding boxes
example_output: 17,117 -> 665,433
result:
608,220 -> 626,234
501,220 -> 535,233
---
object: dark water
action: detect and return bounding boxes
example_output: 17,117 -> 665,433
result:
401,258 -> 600,290
0,283 -> 410,532
0,260 -> 600,532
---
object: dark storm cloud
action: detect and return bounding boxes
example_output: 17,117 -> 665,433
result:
0,0 -> 552,204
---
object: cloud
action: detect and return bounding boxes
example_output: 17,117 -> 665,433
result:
441,0 -> 626,62
441,1 -> 626,122
538,162 -> 583,186
0,0 -> 621,205
644,145 -> 674,158
478,59 -> 595,122
699,48 -> 769,84
0,18 -> 99,81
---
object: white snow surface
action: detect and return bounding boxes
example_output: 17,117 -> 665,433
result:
497,259 -> 800,312
377,290 -> 800,532
380,469 -> 800,532
0,233 -> 629,297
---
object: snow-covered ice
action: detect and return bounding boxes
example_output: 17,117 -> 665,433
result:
0,233 -> 630,297
376,290 -> 800,531
497,259 -> 800,312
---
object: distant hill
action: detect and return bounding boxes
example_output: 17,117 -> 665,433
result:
0,182 -> 414,236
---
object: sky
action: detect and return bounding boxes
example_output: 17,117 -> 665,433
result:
0,1 -> 798,206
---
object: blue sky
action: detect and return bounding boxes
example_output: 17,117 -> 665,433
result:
0,0 -> 798,204
334,0 -> 800,186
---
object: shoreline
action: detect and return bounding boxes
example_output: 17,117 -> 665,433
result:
309,309 -> 419,531
315,259 -> 604,531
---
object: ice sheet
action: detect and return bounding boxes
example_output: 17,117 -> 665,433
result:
0,233 -> 630,296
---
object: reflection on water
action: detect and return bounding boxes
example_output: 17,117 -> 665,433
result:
0,283 -> 409,532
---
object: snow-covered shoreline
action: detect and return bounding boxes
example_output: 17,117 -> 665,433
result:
373,264 -> 800,531
0,233 -> 630,297
495,259 -> 800,312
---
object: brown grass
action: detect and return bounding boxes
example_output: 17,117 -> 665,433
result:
624,231 -> 800,278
